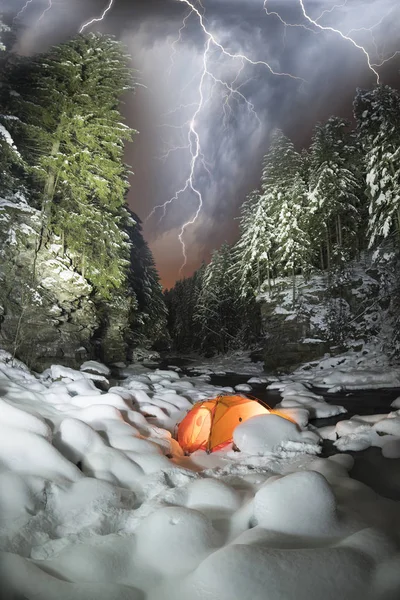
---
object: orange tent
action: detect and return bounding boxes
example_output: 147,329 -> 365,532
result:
177,395 -> 270,454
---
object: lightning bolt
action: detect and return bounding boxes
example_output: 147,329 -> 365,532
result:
315,1 -> 348,22
79,0 -> 114,34
150,0 -> 303,274
297,0 -> 380,82
13,0 -> 35,22
168,9 -> 192,76
38,0 -> 52,22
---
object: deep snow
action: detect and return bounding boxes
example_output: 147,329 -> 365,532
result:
0,350 -> 399,600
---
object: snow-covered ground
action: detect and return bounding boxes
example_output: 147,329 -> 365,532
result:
0,350 -> 400,600
268,343 -> 400,391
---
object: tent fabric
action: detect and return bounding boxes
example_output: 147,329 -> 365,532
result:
177,395 -> 271,454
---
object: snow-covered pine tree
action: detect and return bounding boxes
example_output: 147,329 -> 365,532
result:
194,243 -> 239,353
164,265 -> 205,353
276,172 -> 311,303
0,17 -> 8,51
231,189 -> 275,297
308,117 -> 363,269
126,212 -> 168,349
354,86 -> 400,245
261,129 -> 302,191
260,130 -> 310,302
4,34 -> 135,298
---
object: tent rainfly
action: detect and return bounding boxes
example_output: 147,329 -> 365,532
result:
177,395 -> 291,454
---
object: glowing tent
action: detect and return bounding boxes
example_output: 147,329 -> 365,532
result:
177,395 -> 271,454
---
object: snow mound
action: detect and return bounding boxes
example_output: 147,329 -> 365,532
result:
253,471 -> 340,536
233,414 -> 320,456
331,412 -> 400,458
270,381 -> 347,419
136,506 -> 221,577
162,543 -> 370,600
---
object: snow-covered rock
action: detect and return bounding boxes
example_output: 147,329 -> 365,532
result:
233,414 -> 320,456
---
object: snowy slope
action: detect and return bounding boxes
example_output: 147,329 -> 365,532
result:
0,351 -> 399,600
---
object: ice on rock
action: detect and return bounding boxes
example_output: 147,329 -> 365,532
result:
331,411 -> 400,457
247,376 -> 270,384
234,384 -> 252,392
253,471 -> 341,537
317,425 -> 337,441
391,397 -> 400,409
374,417 -> 400,437
233,414 -> 319,455
148,369 -> 180,381
80,361 -> 111,376
336,419 -> 369,437
50,364 -> 109,385
334,426 -> 379,452
273,381 -> 347,419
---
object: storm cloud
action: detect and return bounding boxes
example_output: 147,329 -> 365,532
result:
3,0 -> 400,285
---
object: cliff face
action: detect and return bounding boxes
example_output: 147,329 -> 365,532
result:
258,253 -> 399,373
0,195 -> 98,371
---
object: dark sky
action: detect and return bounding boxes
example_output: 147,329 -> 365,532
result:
4,0 -> 400,287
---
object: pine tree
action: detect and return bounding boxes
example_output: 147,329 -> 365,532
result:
4,33 -> 135,298
308,117 -> 363,268
164,265 -> 205,352
195,243 -> 240,353
231,190 -> 275,297
261,129 -> 302,191
276,172 -> 311,302
261,130 -> 311,302
0,18 -> 8,51
126,211 -> 168,348
354,86 -> 400,245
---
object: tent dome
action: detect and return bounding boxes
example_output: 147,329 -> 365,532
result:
177,395 -> 270,454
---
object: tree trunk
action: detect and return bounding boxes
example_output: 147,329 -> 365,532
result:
326,227 -> 331,271
397,208 -> 400,243
319,245 -> 324,271
292,266 -> 296,307
337,214 -> 342,247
